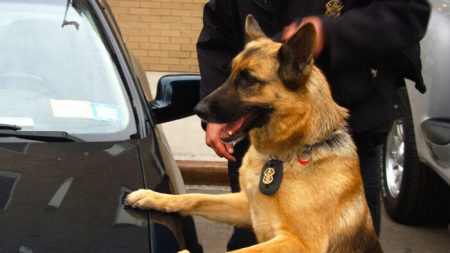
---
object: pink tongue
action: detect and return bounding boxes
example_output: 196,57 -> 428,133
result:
221,115 -> 248,138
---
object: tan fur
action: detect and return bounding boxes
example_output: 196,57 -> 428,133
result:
126,16 -> 382,253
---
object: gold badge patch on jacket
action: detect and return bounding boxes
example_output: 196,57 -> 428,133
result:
325,0 -> 343,17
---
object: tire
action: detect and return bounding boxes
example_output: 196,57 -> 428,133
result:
381,87 -> 450,225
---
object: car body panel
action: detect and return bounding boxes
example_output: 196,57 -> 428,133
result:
1,138 -> 144,252
0,136 -> 192,253
407,0 -> 450,184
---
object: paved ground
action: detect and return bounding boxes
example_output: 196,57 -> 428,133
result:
187,185 -> 450,253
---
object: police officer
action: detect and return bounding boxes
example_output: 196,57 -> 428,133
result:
196,0 -> 430,250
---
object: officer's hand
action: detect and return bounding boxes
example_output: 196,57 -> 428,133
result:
205,123 -> 236,162
281,16 -> 325,57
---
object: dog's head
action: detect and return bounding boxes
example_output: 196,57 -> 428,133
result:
194,15 -> 346,152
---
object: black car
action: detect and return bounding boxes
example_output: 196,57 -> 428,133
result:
0,0 -> 202,252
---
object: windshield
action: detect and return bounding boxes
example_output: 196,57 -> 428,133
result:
0,0 -> 137,142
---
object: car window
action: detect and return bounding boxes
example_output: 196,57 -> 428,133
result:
0,0 -> 137,141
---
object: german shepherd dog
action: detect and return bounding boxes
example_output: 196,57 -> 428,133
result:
126,15 -> 382,253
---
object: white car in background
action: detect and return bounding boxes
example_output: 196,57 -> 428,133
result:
382,0 -> 450,225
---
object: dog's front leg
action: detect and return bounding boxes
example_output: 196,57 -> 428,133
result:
125,189 -> 251,227
228,233 -> 311,253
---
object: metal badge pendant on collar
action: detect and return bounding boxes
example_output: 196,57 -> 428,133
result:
325,0 -> 344,17
259,159 -> 284,195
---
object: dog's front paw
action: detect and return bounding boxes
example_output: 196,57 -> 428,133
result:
125,189 -> 159,210
178,250 -> 190,253
125,189 -> 174,212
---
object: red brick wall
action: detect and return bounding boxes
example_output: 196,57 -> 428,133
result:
108,0 -> 207,72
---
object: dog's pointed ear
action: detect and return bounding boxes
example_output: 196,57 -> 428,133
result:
278,23 -> 316,90
245,14 -> 266,42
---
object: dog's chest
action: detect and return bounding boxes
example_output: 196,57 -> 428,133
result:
240,159 -> 323,240
240,161 -> 301,241
245,172 -> 279,239
242,167 -> 260,196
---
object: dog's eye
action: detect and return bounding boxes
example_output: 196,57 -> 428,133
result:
238,70 -> 261,87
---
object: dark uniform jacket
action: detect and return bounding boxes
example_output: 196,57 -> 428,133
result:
196,0 -> 430,134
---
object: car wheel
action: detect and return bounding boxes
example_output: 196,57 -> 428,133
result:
381,87 -> 450,225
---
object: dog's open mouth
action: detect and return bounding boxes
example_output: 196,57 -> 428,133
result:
220,110 -> 261,144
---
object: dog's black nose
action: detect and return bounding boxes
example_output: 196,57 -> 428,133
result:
193,100 -> 209,120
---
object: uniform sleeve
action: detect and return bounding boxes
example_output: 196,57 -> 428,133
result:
321,0 -> 431,68
196,0 -> 242,99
